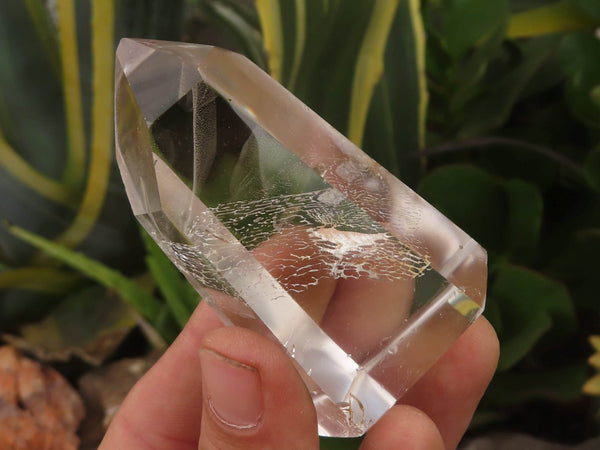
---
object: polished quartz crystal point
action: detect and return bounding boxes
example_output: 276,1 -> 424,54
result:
115,38 -> 487,437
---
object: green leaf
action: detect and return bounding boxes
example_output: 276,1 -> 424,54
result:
45,0 -> 115,253
23,0 -> 61,77
584,146 -> 600,192
494,307 -> 552,370
254,1 -> 429,188
229,136 -> 264,201
348,0 -> 401,147
559,32 -> 600,127
0,131 -> 77,207
484,363 -> 589,406
198,0 -> 267,69
0,2 -> 66,179
505,179 -> 543,263
0,0 -> 158,270
417,165 -> 508,252
547,228 -> 600,281
7,224 -> 164,327
258,1 -> 374,135
443,0 -> 509,61
362,0 -> 428,186
546,228 -> 600,312
0,2 -> 73,265
571,0 -> 600,23
115,0 -> 185,41
459,137 -> 565,191
256,0 -> 284,81
0,167 -> 73,265
4,285 -> 138,366
508,0 -> 594,38
0,267 -> 82,294
229,128 -> 327,203
56,0 -> 86,190
449,26 -> 506,113
519,50 -> 566,99
459,36 -> 559,138
490,264 -> 576,370
142,229 -> 200,329
510,1 -> 566,14
0,290 -> 64,329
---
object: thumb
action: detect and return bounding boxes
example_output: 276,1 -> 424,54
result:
198,327 -> 319,450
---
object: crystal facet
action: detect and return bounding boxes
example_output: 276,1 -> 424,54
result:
115,39 -> 487,437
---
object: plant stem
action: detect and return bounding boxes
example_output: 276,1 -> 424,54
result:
50,0 -> 115,251
410,136 -> 586,178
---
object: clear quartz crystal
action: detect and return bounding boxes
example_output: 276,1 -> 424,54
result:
115,39 -> 487,437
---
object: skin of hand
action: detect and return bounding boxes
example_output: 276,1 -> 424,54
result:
99,301 -> 499,450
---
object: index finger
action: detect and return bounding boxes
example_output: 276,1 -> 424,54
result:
99,302 -> 223,449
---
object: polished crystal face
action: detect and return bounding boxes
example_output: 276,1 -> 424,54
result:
115,39 -> 487,437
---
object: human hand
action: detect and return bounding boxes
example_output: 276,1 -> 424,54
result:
99,299 -> 498,450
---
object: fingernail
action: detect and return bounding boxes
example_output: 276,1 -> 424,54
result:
200,349 -> 264,429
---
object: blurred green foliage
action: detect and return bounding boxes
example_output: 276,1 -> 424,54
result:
1,0 -> 599,444
0,0 -> 187,327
